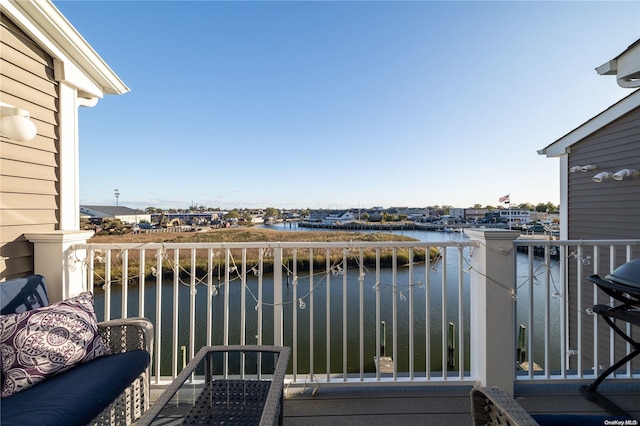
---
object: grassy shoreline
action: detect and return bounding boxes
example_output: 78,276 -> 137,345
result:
88,228 -> 439,284
88,227 -> 418,244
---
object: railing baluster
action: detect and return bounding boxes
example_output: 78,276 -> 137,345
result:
326,248 -> 331,382
87,248 -> 95,294
609,245 -> 615,378
241,248 -> 247,345
122,249 -> 128,319
359,248 -> 364,381
392,247 -> 397,380
293,249 -> 298,382
375,247 -> 381,382
441,247 -> 447,380
139,248 -> 145,317
425,246 -> 431,379
576,244 -> 583,378
409,247 -> 414,381
274,247 -> 283,346
342,248 -> 347,381
527,247 -> 534,379
206,248 -> 213,347
189,249 -> 196,361
593,246 -> 600,378
543,246 -> 551,379
172,249 -> 179,378
559,244 -> 567,379
458,245 -> 464,380
309,248 -> 314,380
224,248 -> 230,346
625,244 -> 632,377
257,249 -> 263,346
105,249 -> 111,321
155,248 -> 163,384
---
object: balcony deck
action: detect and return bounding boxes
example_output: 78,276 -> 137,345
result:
282,383 -> 640,425
150,382 -> 640,425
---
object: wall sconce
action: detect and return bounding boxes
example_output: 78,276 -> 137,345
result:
613,169 -> 640,180
570,165 -> 597,173
0,105 -> 37,141
592,172 -> 613,183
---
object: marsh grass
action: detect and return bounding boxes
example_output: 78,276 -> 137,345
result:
89,228 -> 440,284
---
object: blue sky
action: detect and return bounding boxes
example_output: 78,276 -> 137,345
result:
54,1 -> 639,210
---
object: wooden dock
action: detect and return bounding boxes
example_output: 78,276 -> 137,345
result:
297,221 -> 506,232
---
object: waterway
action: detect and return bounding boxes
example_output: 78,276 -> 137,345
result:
93,225 -> 561,376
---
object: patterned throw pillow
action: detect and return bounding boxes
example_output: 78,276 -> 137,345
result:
0,292 -> 111,397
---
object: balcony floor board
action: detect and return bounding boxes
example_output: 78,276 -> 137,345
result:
150,382 -> 640,424
281,383 -> 640,425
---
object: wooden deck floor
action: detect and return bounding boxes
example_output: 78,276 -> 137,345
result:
149,381 -> 640,425
282,382 -> 640,425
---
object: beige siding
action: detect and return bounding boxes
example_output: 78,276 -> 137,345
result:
0,13 -> 59,280
566,106 -> 640,373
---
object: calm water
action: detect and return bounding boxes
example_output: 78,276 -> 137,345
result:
93,226 -> 561,375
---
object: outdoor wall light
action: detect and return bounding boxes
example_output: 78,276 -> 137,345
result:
569,165 -> 597,172
592,172 -> 613,183
613,169 -> 640,180
0,105 -> 37,141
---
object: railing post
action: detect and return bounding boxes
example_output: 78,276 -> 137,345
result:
24,231 -> 94,303
466,229 -> 520,395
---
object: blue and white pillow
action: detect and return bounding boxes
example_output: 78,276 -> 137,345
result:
0,292 -> 111,397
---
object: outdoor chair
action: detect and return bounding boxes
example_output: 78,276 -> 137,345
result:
470,386 -> 634,426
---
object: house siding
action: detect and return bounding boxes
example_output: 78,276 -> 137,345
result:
568,108 -> 640,240
566,106 -> 640,373
0,13 -> 59,280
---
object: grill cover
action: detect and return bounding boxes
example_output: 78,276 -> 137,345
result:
605,258 -> 640,289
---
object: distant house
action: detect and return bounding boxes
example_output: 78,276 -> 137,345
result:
323,211 -> 355,224
497,209 -> 532,225
0,1 -> 128,281
305,210 -> 327,223
80,205 -> 150,224
464,208 -> 489,222
367,211 -> 383,222
250,215 -> 265,224
449,208 -> 465,219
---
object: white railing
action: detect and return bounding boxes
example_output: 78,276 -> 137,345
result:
75,240 -> 476,387
70,235 -> 640,390
513,238 -> 640,384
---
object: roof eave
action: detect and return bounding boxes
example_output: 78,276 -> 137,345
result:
538,89 -> 640,158
3,0 -> 129,96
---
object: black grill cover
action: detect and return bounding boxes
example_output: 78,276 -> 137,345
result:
605,258 -> 640,289
587,258 -> 640,299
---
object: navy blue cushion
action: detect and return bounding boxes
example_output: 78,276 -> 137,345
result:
0,275 -> 49,315
0,350 -> 149,426
533,414 -> 634,425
